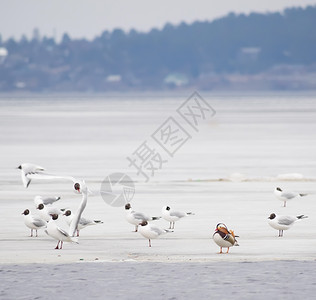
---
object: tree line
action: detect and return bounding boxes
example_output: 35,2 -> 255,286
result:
0,5 -> 315,91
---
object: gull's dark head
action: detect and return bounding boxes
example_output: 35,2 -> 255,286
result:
268,213 -> 276,220
37,203 -> 44,210
64,210 -> 71,216
166,206 -> 170,211
74,183 -> 81,193
50,214 -> 58,221
22,209 -> 29,215
125,203 -> 131,210
17,165 -> 22,170
276,187 -> 282,192
139,220 -> 148,226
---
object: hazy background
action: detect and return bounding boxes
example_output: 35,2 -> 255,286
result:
0,0 -> 316,92
1,0 -> 316,40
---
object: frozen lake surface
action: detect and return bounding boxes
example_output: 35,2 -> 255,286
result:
0,92 -> 316,298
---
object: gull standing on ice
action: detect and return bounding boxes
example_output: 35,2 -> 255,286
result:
45,214 -> 78,249
63,210 -> 103,236
268,213 -> 308,237
274,187 -> 308,207
212,223 -> 239,254
138,221 -> 172,247
161,205 -> 194,229
22,209 -> 46,237
125,203 -> 160,232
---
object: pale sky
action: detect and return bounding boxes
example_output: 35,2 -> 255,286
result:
1,0 -> 316,41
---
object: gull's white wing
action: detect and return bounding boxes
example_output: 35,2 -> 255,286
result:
149,225 -> 167,236
42,196 -> 61,205
34,196 -> 61,206
170,211 -> 186,218
79,217 -> 94,226
132,211 -> 150,221
57,227 -> 71,238
27,172 -> 77,183
32,217 -> 47,228
281,191 -> 298,200
21,173 -> 31,188
277,216 -> 296,226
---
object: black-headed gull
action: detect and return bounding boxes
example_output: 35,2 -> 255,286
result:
34,195 -> 61,207
63,210 -> 103,237
274,187 -> 308,207
161,205 -> 194,229
138,220 -> 172,247
17,162 -> 80,189
268,213 -> 308,237
17,164 -> 95,209
22,209 -> 46,237
17,163 -> 45,188
45,214 -> 78,249
125,203 -> 160,232
212,223 -> 239,254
